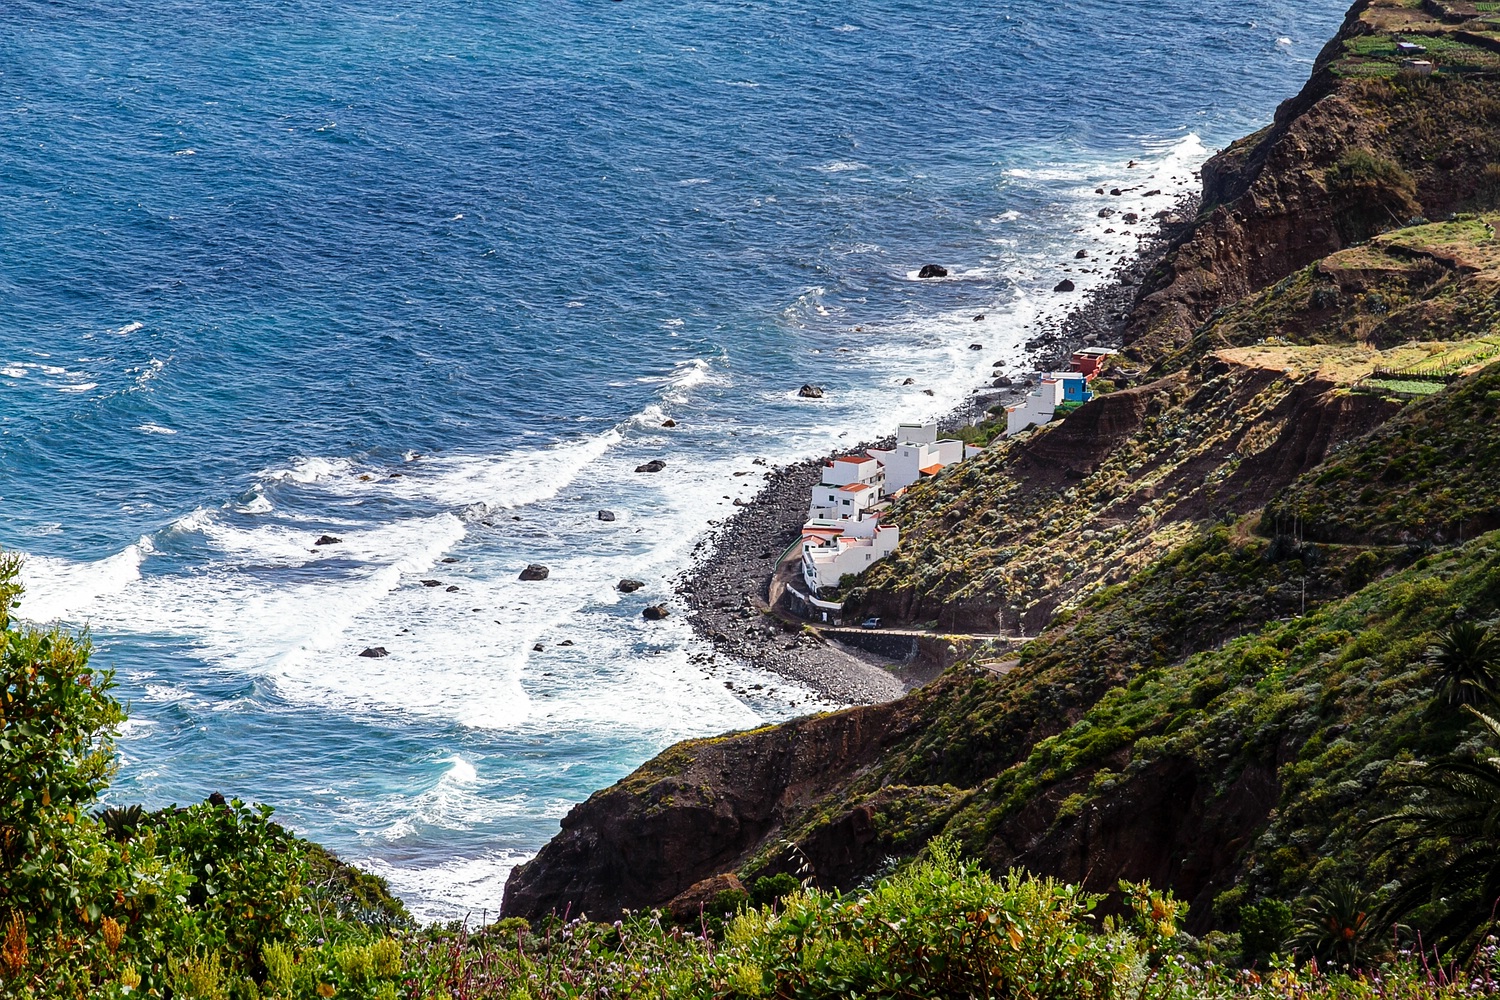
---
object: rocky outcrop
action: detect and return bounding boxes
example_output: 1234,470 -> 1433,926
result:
917,264 -> 948,279
519,564 -> 550,581
502,706 -> 914,919
1125,3 -> 1500,362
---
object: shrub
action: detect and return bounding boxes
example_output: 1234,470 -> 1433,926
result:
1240,898 -> 1294,965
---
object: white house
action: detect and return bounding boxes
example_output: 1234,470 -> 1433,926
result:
809,455 -> 886,521
866,422 -> 971,493
1005,372 -> 1093,437
801,515 -> 900,592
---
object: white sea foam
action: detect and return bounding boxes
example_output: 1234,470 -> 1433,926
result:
362,850 -> 530,924
18,543 -> 147,624
138,423 -> 178,435
112,321 -> 145,336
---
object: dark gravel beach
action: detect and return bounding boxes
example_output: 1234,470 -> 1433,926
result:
676,198 -> 1198,706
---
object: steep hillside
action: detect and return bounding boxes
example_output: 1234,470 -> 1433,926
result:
1125,0 -> 1500,362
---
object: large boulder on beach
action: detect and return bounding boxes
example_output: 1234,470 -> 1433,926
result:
642,604 -> 670,621
797,384 -> 824,399
917,263 -> 948,279
519,563 -> 550,581
618,579 -> 645,593
635,459 -> 667,473
1054,279 -> 1076,293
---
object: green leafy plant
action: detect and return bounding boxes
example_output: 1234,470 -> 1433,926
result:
1426,621 -> 1500,706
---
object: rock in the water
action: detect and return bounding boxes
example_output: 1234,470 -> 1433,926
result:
642,604 -> 670,621
901,377 -> 916,385
314,534 -> 342,546
972,313 -> 985,321
420,579 -> 442,587
1144,188 -> 1161,197
358,647 -> 389,658
797,384 -> 823,399
922,388 -> 935,396
634,459 -> 667,473
446,585 -> 460,593
1123,212 -> 1140,224
618,579 -> 645,593
1053,279 -> 1076,293
1098,208 -> 1115,218
519,564 -> 550,581
1110,188 -> 1123,196
992,375 -> 1013,388
1075,249 -> 1089,259
968,343 -> 983,351
533,643 -> 545,652
559,639 -> 574,647
666,874 -> 747,921
597,510 -> 616,522
916,263 -> 948,279
661,418 -> 677,428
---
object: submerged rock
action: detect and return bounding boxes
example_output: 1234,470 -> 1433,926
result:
598,510 -> 617,522
917,263 -> 948,279
519,564 -> 550,581
314,534 -> 342,546
420,579 -> 442,587
618,579 -> 645,593
661,418 -> 677,428
358,647 -> 388,658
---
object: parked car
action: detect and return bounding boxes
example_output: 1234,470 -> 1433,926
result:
861,617 -> 882,629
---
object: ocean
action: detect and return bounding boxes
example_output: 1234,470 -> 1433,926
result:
2,0 -> 1347,920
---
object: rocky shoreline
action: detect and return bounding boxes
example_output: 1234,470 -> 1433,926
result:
675,195 -> 1200,707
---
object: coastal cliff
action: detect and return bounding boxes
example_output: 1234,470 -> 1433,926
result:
502,0 -> 1500,932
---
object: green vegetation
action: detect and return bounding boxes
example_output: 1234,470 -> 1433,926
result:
1263,361 -> 1500,544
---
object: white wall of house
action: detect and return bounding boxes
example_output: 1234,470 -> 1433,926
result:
808,481 -> 882,521
801,518 -> 900,591
1005,378 -> 1064,436
820,455 -> 884,487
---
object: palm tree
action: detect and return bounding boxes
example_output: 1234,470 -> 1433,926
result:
1377,699 -> 1500,954
1290,878 -> 1378,967
1427,621 -> 1500,707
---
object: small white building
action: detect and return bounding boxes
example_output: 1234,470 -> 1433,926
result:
866,422 -> 970,493
801,515 -> 900,593
809,455 -> 886,520
1005,372 -> 1093,437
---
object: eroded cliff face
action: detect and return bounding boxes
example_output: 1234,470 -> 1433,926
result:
1125,0 -> 1500,362
503,705 -> 919,919
501,1 -> 1500,926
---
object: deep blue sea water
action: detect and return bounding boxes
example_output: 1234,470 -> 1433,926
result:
2,0 -> 1348,919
